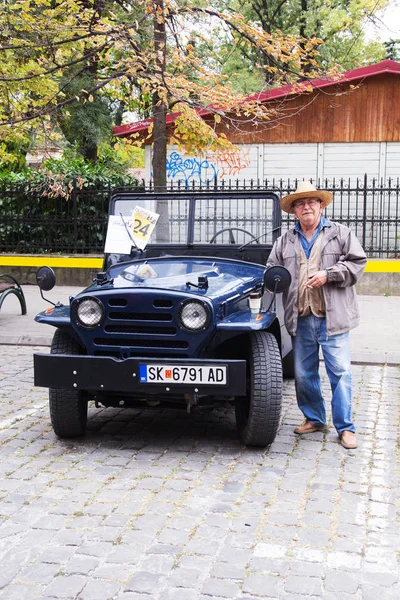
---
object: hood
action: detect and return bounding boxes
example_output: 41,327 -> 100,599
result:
106,257 -> 264,299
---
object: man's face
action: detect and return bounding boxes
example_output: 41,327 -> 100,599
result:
292,197 -> 323,228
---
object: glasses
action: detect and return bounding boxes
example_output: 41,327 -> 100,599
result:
292,199 -> 321,209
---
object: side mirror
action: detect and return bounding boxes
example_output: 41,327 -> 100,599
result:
263,266 -> 291,293
36,266 -> 56,292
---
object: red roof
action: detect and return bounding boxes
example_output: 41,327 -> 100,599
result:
113,60 -> 400,138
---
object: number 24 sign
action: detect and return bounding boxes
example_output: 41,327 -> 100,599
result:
132,206 -> 160,250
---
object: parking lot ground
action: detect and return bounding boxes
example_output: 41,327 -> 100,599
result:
0,345 -> 399,599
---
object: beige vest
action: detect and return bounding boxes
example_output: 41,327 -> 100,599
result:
298,232 -> 326,317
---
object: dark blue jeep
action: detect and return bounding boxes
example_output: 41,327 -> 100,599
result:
33,190 -> 292,446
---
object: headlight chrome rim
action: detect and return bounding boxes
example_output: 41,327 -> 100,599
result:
179,299 -> 210,332
75,297 -> 104,329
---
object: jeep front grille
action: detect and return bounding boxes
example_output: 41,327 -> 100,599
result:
94,338 -> 188,349
105,325 -> 176,335
109,311 -> 172,321
88,293 -> 208,359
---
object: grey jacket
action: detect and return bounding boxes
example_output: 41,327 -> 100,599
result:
267,220 -> 367,337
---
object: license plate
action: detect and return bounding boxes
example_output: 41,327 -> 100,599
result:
139,364 -> 227,385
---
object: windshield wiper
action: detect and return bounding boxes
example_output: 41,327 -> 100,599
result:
239,226 -> 282,251
119,212 -> 142,253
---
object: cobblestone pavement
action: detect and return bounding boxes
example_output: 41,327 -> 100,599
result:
0,346 -> 399,600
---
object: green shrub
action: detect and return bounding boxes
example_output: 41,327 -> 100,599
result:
0,156 -> 142,253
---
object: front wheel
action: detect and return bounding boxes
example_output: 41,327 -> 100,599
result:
49,329 -> 88,438
235,331 -> 282,446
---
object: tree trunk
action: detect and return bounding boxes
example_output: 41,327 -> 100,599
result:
84,144 -> 98,162
152,0 -> 170,242
152,99 -> 167,191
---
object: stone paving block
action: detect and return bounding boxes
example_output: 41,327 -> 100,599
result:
284,575 -> 323,596
52,529 -> 84,546
326,551 -> 362,570
16,563 -> 61,585
253,542 -> 288,559
292,547 -> 324,563
156,527 -> 191,546
331,538 -> 364,554
140,554 -> 175,575
159,586 -> 199,600
242,573 -> 282,597
102,514 -> 132,528
217,547 -> 252,567
0,583 -> 44,600
261,524 -> 298,542
146,542 -> 182,556
211,562 -> 246,580
289,560 -> 324,577
125,571 -> 166,594
168,565 -> 204,588
1,545 -> 43,566
248,557 -> 290,576
63,555 -> 99,575
323,570 -> 360,594
221,531 -> 256,549
201,577 -> 240,598
79,579 -> 121,600
361,568 -> 398,587
0,565 -> 19,588
185,538 -> 220,556
361,584 -> 400,600
297,527 -> 331,547
44,574 -> 87,598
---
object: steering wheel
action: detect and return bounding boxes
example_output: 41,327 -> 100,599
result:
209,227 -> 259,244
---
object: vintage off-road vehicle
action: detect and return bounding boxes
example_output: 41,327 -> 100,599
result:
34,190 -> 293,446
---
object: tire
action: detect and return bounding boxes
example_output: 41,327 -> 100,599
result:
282,349 -> 295,378
235,331 -> 282,447
49,329 -> 88,438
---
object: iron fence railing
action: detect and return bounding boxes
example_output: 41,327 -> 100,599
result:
0,176 -> 399,257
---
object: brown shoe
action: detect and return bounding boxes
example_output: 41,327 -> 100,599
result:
294,420 -> 327,434
340,431 -> 357,449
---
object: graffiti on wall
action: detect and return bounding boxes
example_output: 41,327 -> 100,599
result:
166,152 -> 217,185
165,148 -> 251,186
213,149 -> 251,179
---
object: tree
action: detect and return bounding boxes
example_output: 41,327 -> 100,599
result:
0,0 -> 338,187
384,39 -> 400,60
214,0 -> 388,89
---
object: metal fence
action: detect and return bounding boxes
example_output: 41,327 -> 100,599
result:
0,176 -> 399,257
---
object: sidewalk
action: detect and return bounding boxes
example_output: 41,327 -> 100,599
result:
0,284 -> 399,365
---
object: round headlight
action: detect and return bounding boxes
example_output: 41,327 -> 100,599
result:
76,297 -> 104,328
179,300 -> 210,331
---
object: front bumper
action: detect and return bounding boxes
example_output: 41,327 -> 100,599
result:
34,354 -> 247,396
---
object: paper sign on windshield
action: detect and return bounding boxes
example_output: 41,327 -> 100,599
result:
132,205 -> 159,250
104,215 -> 133,254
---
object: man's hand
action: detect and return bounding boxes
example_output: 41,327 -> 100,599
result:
307,270 -> 328,288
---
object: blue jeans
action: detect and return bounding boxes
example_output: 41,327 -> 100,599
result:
292,314 -> 355,434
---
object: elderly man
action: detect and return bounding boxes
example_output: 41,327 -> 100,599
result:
267,181 -> 367,449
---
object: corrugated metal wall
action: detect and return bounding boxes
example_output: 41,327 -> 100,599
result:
146,142 -> 400,185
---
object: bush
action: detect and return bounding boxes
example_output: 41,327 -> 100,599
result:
0,157 -> 142,253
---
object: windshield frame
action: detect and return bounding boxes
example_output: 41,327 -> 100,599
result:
109,190 -> 282,247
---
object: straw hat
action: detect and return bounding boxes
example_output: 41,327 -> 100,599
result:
280,181 -> 333,214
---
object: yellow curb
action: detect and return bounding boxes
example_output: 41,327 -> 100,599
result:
364,260 -> 400,273
0,256 -> 399,272
0,256 -> 103,269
